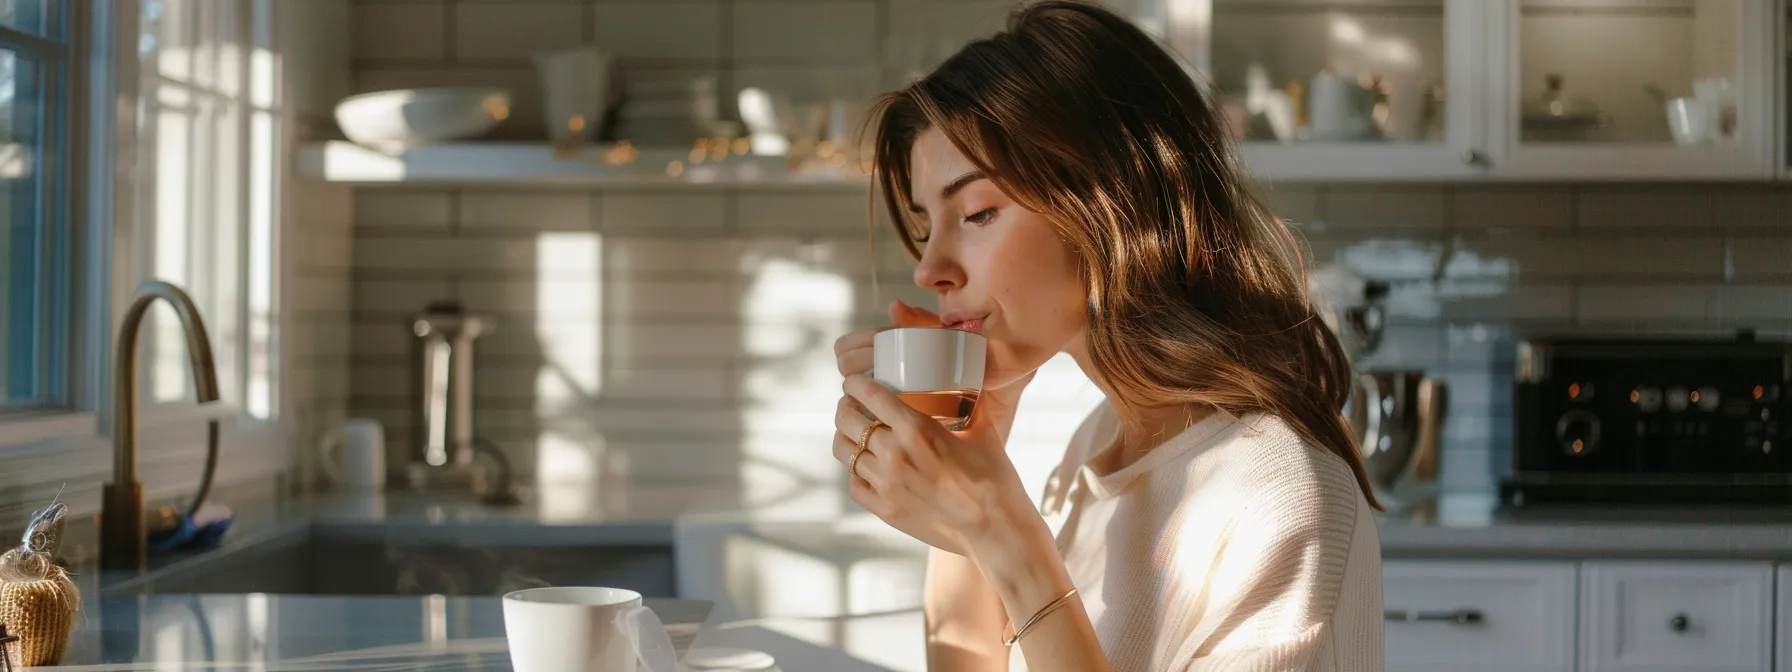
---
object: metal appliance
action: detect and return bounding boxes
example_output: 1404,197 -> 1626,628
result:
1503,331 -> 1792,505
1348,370 -> 1446,492
407,300 -> 518,504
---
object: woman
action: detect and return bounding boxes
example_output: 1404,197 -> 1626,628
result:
831,1 -> 1383,670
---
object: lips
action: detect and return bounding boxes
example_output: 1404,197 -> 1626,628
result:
940,312 -> 987,334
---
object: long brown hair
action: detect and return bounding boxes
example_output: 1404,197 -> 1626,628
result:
867,0 -> 1380,507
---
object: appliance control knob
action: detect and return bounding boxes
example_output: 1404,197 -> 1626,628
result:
1637,386 -> 1663,413
1557,410 -> 1602,457
1667,386 -> 1691,413
1696,386 -> 1720,412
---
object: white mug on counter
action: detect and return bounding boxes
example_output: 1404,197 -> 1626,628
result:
503,587 -> 676,672
319,418 -> 386,492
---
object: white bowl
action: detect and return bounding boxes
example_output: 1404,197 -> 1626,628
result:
335,87 -> 511,154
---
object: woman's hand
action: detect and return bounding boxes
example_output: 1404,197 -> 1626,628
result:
831,301 -> 1039,556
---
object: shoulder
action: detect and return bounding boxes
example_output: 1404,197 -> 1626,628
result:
1198,414 -> 1363,549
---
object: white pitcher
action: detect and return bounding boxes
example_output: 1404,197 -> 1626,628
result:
533,45 -> 614,144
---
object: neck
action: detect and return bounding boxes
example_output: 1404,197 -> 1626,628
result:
1067,340 -> 1216,473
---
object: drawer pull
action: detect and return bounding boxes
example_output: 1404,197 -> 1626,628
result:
1385,608 -> 1484,625
1669,614 -> 1690,633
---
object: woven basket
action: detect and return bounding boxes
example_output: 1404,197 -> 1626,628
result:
0,551 -> 78,666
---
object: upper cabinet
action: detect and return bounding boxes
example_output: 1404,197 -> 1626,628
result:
1158,0 -> 1778,181
1783,0 -> 1791,178
1483,0 -> 1776,179
1185,0 -> 1486,180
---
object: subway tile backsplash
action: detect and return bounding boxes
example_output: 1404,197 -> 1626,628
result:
452,2 -> 588,61
345,184 -> 1792,489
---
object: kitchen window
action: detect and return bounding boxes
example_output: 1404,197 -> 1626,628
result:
0,1 -> 70,417
133,0 -> 278,421
0,0 -> 282,449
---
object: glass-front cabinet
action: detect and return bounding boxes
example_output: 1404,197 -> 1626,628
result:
1483,0 -> 1776,178
1147,0 -> 1777,180
1166,0 -> 1486,180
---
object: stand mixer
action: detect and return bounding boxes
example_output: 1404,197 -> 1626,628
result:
1310,264 -> 1445,501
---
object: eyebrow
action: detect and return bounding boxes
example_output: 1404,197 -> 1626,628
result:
907,170 -> 987,214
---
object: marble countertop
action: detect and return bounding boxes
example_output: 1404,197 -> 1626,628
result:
61,478 -> 1792,672
48,592 -> 893,672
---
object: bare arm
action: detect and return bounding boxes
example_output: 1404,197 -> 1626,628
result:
969,502 -> 1114,672
924,548 -> 1009,671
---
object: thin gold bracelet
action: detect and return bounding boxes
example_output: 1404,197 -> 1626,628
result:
1002,588 -> 1079,648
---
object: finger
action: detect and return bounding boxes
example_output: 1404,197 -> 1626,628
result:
890,300 -> 941,328
831,431 -> 857,464
852,444 -> 887,491
835,395 -> 876,452
837,346 -> 874,377
844,374 -> 931,439
833,325 -> 898,359
833,433 -> 888,489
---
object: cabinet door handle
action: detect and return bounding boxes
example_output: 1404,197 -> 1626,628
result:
1385,608 -> 1484,625
1669,613 -> 1690,633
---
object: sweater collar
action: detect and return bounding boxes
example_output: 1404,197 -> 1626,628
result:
1078,405 -> 1240,499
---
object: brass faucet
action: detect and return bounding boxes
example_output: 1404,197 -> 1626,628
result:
101,280 -> 221,571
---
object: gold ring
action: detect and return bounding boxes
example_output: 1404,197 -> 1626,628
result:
857,419 -> 887,450
848,445 -> 867,478
849,420 -> 885,480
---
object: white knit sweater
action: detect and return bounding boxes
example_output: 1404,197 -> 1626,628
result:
1011,404 -> 1384,671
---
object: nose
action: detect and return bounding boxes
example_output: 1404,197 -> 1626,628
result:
913,240 -> 965,293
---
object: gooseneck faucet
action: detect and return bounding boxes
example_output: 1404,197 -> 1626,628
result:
101,280 -> 221,571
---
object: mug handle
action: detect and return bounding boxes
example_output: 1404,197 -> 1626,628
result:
618,603 -> 678,672
317,431 -> 345,486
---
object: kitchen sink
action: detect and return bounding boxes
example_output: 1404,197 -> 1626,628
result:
99,524 -> 677,598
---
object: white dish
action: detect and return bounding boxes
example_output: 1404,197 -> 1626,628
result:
335,87 -> 511,154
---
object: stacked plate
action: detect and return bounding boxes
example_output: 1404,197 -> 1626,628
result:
610,72 -> 725,146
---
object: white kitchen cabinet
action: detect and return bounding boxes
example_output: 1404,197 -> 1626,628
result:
1480,0 -> 1778,179
1580,561 -> 1774,672
1775,564 -> 1792,672
1383,560 -> 1577,672
1149,0 -> 1778,181
1782,0 -> 1790,178
1150,0 -> 1488,181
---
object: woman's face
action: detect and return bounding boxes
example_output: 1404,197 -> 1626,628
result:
906,128 -> 1087,388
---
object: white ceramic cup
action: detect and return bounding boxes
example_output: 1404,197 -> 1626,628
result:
320,418 -> 386,492
502,587 -> 676,672
533,45 -> 613,143
873,327 -> 987,394
1666,97 -> 1709,146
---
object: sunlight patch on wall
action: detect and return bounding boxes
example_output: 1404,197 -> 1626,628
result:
532,232 -> 603,495
739,256 -> 853,513
535,232 -> 603,399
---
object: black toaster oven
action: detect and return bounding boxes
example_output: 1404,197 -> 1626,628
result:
1503,332 -> 1792,505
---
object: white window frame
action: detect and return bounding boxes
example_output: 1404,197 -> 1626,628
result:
0,0 -> 283,453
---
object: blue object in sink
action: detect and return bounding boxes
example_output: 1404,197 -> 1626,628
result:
147,503 -> 235,556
